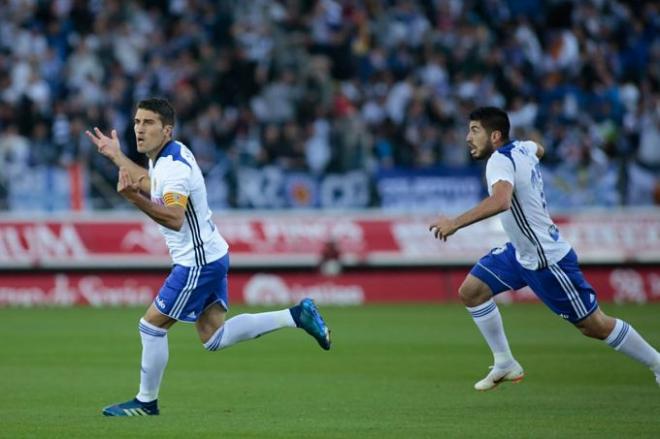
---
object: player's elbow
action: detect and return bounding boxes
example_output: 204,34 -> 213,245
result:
492,195 -> 511,212
163,215 -> 184,231
170,217 -> 184,231
164,206 -> 185,231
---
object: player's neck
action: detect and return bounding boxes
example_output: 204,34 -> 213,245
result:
492,138 -> 511,150
147,138 -> 172,161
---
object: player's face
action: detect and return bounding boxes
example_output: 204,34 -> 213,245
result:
466,120 -> 493,160
134,109 -> 172,156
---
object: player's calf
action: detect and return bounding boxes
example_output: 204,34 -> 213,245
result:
574,309 -> 615,340
576,309 -> 660,387
203,309 -> 298,351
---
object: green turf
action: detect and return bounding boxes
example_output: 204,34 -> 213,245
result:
1,303 -> 659,438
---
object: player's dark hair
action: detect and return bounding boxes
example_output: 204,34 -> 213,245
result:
469,107 -> 510,141
137,98 -> 176,127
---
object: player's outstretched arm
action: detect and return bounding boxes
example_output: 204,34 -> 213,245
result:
85,127 -> 151,194
429,180 -> 513,241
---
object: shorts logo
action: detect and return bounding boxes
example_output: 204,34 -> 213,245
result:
187,311 -> 196,319
156,297 -> 166,309
492,246 -> 507,255
559,313 -> 570,319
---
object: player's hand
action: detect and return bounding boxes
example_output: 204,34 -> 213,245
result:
117,167 -> 145,200
429,216 -> 459,241
85,127 -> 122,162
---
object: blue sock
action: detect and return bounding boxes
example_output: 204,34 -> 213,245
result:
289,305 -> 302,327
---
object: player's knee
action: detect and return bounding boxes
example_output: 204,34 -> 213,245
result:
576,320 -> 611,340
458,283 -> 487,307
576,325 -> 598,339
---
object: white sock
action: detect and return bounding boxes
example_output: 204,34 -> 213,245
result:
204,309 -> 296,351
467,299 -> 515,369
136,319 -> 169,403
605,319 -> 660,374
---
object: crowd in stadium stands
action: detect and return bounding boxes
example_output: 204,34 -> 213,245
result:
0,0 -> 658,210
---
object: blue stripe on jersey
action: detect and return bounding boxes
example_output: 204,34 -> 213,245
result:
496,141 -> 516,171
509,198 -> 545,266
511,194 -> 548,269
185,206 -> 201,266
154,141 -> 191,168
185,199 -> 207,265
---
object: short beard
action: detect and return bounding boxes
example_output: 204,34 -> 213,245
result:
473,140 -> 494,160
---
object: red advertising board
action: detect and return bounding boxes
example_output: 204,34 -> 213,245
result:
1,266 -> 658,307
0,211 -> 658,269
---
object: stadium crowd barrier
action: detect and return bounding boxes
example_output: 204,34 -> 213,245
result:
0,210 -> 658,306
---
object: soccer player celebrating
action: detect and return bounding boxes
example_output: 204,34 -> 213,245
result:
429,107 -> 660,391
86,98 -> 331,416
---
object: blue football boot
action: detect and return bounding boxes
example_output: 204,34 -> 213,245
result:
296,298 -> 331,350
102,398 -> 159,416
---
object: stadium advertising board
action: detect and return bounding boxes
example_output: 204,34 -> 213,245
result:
1,267 -> 658,306
0,211 -> 658,269
375,167 -> 484,214
236,167 -> 370,209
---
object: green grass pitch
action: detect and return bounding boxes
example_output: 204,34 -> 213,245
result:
1,303 -> 659,438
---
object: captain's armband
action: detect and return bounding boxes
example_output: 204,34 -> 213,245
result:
162,192 -> 188,208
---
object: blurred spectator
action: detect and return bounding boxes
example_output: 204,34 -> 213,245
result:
0,0 -> 658,211
319,238 -> 342,277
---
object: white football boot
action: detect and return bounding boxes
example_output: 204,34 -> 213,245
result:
474,361 -> 525,391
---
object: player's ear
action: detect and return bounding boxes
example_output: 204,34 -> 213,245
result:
490,129 -> 502,143
164,124 -> 173,138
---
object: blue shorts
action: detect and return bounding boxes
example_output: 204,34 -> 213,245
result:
470,243 -> 598,323
154,254 -> 230,322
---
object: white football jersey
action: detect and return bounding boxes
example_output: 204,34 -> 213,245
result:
486,140 -> 571,270
149,140 -> 228,266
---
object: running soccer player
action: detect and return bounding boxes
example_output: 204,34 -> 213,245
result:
86,98 -> 331,416
429,106 -> 660,391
